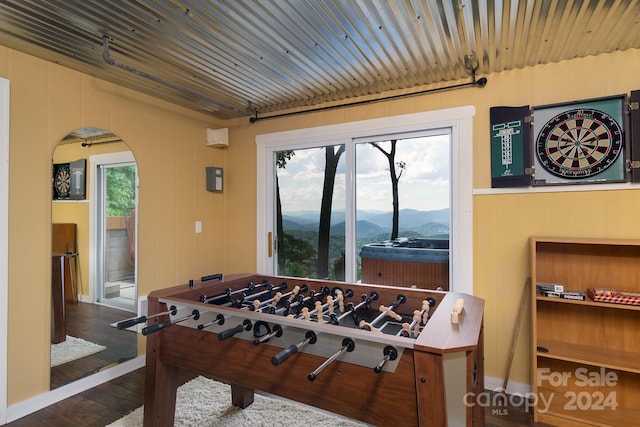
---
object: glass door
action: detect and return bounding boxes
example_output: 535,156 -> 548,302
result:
355,132 -> 451,288
96,162 -> 137,311
257,107 -> 475,293
273,145 -> 346,280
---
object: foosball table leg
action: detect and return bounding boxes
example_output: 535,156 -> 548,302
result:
143,357 -> 179,426
143,300 -> 180,427
414,352 -> 447,426
231,384 -> 255,408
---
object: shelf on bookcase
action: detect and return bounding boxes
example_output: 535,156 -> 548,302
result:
536,295 -> 640,311
537,387 -> 640,427
536,339 -> 640,374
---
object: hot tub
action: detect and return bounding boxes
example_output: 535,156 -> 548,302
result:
360,238 -> 450,290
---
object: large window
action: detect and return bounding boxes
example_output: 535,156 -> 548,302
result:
257,107 -> 475,293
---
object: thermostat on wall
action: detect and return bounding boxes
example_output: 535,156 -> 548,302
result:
206,167 -> 223,192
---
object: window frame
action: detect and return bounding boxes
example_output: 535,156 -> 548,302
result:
256,106 -> 475,294
0,77 -> 9,425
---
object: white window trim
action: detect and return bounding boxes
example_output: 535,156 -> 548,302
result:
0,77 -> 9,425
256,106 -> 475,294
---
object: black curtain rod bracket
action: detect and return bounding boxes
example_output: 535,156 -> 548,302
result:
250,74 -> 487,123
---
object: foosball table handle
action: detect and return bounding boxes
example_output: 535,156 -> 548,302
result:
271,330 -> 317,366
117,316 -> 147,330
142,320 -> 172,335
218,319 -> 252,341
271,344 -> 300,366
142,309 -> 200,335
117,305 -> 178,330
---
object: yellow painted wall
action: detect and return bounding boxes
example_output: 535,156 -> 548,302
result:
1,47 -> 226,403
2,41 -> 640,406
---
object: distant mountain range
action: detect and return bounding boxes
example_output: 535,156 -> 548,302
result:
282,208 -> 449,238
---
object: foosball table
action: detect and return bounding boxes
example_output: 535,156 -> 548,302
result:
131,273 -> 485,426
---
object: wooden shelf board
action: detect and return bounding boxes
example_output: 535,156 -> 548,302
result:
537,295 -> 640,311
537,339 -> 640,374
536,387 -> 640,427
531,236 -> 640,247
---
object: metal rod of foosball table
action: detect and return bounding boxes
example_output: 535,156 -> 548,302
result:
271,331 -> 317,366
304,296 -> 333,321
200,280 -> 269,304
335,292 -> 379,324
116,305 -> 178,330
291,286 -> 329,310
307,338 -> 356,381
273,295 -> 302,316
289,287 -> 331,319
142,309 -> 200,335
274,286 -> 328,316
307,288 -> 354,322
363,295 -> 407,330
398,297 -> 436,337
197,313 -> 225,330
373,345 -> 398,374
253,324 -> 283,345
253,284 -> 308,312
228,282 -> 288,308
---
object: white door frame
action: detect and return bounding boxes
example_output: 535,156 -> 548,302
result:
256,106 -> 475,294
88,151 -> 137,304
0,77 -> 10,425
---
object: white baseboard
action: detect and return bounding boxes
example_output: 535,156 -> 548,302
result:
6,355 -> 145,423
484,375 -> 532,395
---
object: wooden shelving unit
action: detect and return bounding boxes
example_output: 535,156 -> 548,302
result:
531,237 -> 640,426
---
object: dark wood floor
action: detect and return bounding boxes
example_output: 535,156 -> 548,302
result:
7,302 -> 550,426
51,301 -> 138,389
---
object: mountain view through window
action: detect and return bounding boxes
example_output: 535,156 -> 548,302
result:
274,133 -> 450,282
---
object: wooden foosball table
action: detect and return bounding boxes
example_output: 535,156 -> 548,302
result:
131,274 -> 484,426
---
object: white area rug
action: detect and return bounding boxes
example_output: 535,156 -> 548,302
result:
50,335 -> 107,367
108,375 -> 368,427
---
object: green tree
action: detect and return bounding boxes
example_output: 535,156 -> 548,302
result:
280,232 -> 316,278
106,166 -> 136,216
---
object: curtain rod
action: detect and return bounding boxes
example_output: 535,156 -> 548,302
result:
81,139 -> 122,147
249,75 -> 488,123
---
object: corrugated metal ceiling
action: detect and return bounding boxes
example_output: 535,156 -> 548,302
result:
1,0 -> 639,120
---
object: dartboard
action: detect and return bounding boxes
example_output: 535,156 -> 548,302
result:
535,108 -> 623,179
54,166 -> 71,198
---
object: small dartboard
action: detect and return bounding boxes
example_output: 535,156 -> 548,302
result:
54,165 -> 71,198
535,108 -> 623,179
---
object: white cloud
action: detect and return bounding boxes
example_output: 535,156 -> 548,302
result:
277,134 -> 450,213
